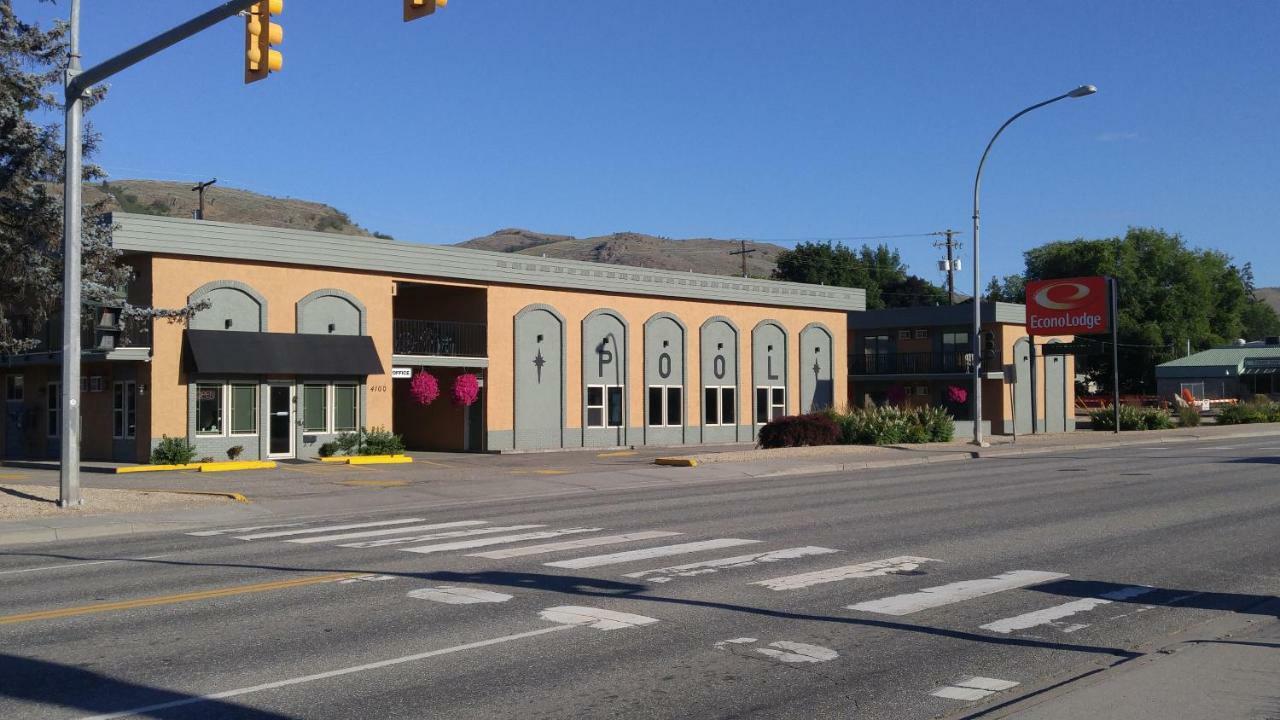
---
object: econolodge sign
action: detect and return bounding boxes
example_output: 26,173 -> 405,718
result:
1025,276 -> 1111,336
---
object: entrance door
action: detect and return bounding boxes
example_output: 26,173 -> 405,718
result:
4,402 -> 23,459
268,384 -> 295,458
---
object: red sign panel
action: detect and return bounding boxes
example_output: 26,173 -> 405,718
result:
1025,276 -> 1110,336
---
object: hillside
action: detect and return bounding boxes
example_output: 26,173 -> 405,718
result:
86,179 -> 373,237
1259,287 -> 1280,315
457,229 -> 784,278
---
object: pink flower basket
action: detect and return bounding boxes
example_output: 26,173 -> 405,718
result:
946,385 -> 968,405
452,373 -> 480,407
410,371 -> 440,406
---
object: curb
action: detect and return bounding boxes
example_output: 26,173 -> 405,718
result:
654,458 -> 699,468
138,489 -> 250,503
115,460 -> 277,474
319,455 -> 414,465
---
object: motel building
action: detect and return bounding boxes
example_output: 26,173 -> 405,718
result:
0,214 -> 862,463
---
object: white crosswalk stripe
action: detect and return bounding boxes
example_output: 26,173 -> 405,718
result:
754,556 -> 938,591
979,585 -> 1154,634
186,524 -> 304,537
235,518 -> 428,541
400,528 -> 604,555
288,520 -> 491,544
624,546 -> 840,583
849,570 -> 1069,616
338,525 -> 547,549
468,531 -> 683,559
545,539 -> 760,569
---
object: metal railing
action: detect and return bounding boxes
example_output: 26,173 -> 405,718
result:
850,351 -> 993,375
393,319 -> 487,357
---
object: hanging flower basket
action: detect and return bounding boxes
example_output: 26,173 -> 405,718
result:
410,371 -> 439,406
452,373 -> 480,407
946,385 -> 968,405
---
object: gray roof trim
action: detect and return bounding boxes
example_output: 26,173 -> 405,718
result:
391,354 -> 488,369
847,302 -> 1026,329
112,214 -> 865,312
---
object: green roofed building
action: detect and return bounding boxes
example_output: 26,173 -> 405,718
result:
1155,338 -> 1280,400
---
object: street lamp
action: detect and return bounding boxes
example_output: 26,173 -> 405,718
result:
970,84 -> 1096,446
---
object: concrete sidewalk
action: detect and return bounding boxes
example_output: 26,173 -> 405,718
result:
985,600 -> 1280,720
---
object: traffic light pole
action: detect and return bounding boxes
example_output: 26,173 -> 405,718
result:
59,0 -> 260,507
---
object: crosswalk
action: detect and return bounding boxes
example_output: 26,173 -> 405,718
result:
187,516 -> 1172,656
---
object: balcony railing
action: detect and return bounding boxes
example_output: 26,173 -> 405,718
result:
394,319 -> 487,358
850,351 -> 997,375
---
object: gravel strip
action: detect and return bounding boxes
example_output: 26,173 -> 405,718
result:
0,484 -> 226,519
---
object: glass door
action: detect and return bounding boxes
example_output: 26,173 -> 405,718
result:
268,384 -> 295,458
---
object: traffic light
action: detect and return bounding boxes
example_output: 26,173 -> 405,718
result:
982,331 -> 997,362
245,0 -> 283,84
405,0 -> 448,22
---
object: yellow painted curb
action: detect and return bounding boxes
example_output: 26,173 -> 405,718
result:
199,460 -> 276,473
346,455 -> 413,465
116,463 -> 200,474
141,489 -> 251,503
318,457 -> 349,463
654,457 -> 698,467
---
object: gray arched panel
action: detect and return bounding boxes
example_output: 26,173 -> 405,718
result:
297,288 -> 366,336
1013,337 -> 1033,435
700,317 -> 741,443
799,323 -> 834,413
1044,341 -> 1068,433
643,313 -> 686,445
188,280 -> 267,332
514,305 -> 565,450
751,321 -> 788,434
581,309 -> 628,447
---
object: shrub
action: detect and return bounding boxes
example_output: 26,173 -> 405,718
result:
226,445 -> 244,461
1089,404 -> 1172,431
828,405 -> 955,446
318,441 -> 338,458
1217,399 -> 1280,425
1177,405 -> 1201,427
199,456 -> 216,464
332,427 -> 406,456
758,413 -> 840,449
150,435 -> 198,465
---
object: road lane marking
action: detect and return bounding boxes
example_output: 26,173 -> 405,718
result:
596,450 -> 638,458
408,587 -> 514,604
186,524 -> 304,537
286,520 -> 490,544
538,606 -> 660,630
399,528 -> 603,554
0,554 -> 175,577
849,570 -> 1069,616
339,524 -> 546,549
338,574 -> 396,584
0,573 -> 359,626
979,585 -> 1154,634
544,538 -> 761,569
625,546 -> 840,583
930,676 -> 1019,701
755,641 -> 838,663
754,555 -> 939,591
235,518 -> 427,540
468,531 -> 683,559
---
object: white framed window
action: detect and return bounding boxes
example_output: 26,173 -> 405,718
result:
302,384 -> 329,433
586,384 -> 623,428
647,385 -> 683,427
703,386 -> 736,426
195,384 -> 224,435
754,386 -> 786,424
915,329 -> 929,339
4,375 -> 22,401
914,385 -> 929,396
942,331 -> 968,347
229,384 -> 258,436
333,384 -> 358,432
898,329 -> 912,340
113,381 -> 137,439
47,382 -> 60,437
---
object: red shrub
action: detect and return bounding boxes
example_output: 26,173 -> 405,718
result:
757,413 -> 840,449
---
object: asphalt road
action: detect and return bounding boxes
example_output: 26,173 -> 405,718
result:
2,436 -> 1277,719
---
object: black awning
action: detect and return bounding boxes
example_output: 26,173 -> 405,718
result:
185,330 -> 384,376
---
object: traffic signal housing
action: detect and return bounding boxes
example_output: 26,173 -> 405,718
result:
982,331 -> 998,362
245,0 -> 283,84
405,0 -> 447,22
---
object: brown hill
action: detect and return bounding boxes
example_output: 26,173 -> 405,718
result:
85,179 -> 373,237
1258,287 -> 1280,315
458,229 -> 784,278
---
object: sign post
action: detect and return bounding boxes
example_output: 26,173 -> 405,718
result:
1026,275 -> 1118,432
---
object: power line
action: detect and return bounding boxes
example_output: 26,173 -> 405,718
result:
733,231 -> 955,244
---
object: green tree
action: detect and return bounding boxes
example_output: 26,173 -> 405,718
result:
994,227 -> 1280,392
772,241 -> 947,309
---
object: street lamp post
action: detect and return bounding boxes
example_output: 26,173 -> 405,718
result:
970,84 -> 1096,446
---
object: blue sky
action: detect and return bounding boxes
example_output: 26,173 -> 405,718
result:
20,0 -> 1280,287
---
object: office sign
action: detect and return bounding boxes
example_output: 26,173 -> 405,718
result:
391,367 -> 413,379
1026,276 -> 1111,336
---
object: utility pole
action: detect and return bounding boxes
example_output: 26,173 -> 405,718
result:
191,178 -> 217,220
931,229 -> 963,303
60,0 -> 84,507
729,240 -> 756,279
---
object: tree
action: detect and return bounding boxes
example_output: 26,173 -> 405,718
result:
0,2 -> 199,355
990,227 -> 1280,392
772,241 -> 947,309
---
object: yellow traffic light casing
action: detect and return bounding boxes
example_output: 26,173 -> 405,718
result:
405,0 -> 447,22
245,0 -> 284,84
